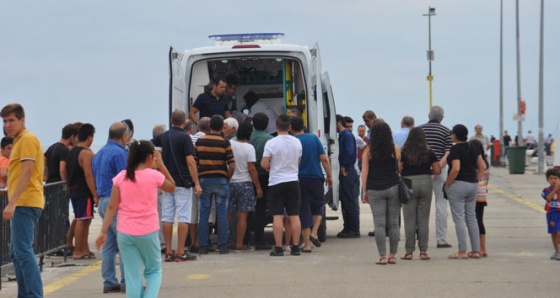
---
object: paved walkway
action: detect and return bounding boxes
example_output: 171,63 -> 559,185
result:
1,161 -> 558,298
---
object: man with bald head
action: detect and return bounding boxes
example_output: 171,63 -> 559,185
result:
92,122 -> 129,293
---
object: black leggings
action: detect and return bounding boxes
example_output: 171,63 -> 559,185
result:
475,202 -> 486,235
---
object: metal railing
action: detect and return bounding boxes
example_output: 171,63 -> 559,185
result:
1,181 -> 69,290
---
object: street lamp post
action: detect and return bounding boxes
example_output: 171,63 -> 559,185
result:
537,0 -> 545,173
424,7 -> 436,108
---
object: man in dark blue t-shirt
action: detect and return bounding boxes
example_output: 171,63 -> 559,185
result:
189,77 -> 232,125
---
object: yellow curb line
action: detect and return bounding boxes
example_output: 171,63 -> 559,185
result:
488,184 -> 545,214
44,261 -> 101,295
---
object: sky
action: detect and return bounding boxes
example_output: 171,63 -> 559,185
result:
1,0 -> 559,150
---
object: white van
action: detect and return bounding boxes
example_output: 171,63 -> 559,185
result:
169,33 -> 340,240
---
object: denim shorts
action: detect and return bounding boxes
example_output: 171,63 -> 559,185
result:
161,187 -> 193,223
228,181 -> 256,212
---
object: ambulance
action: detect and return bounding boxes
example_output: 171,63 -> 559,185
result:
168,33 -> 339,240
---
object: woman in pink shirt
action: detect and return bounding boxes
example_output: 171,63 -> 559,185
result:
96,141 -> 175,298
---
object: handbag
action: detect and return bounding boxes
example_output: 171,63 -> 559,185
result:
395,150 -> 412,204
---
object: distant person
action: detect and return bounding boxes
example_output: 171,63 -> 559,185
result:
195,115 -> 235,254
503,130 -> 512,157
420,106 -> 453,248
361,111 -> 377,238
545,134 -> 554,156
152,124 -> 167,252
490,135 -> 496,142
345,116 -> 366,216
525,130 -> 536,149
184,119 -> 195,135
66,123 -> 98,259
228,122 -> 263,250
261,115 -> 303,256
445,124 -> 485,260
152,110 -> 200,262
0,136 -> 14,188
92,122 -> 128,293
336,114 -> 359,238
469,124 -> 490,151
1,103 -> 45,297
44,123 -> 78,183
291,116 -> 333,252
248,113 -> 274,250
189,77 -> 232,125
244,91 -> 278,134
470,139 -> 490,258
541,168 -> 560,260
191,117 -> 210,144
121,119 -> 135,150
399,127 -> 440,261
225,74 -> 238,100
223,117 -> 239,140
96,141 -> 175,298
392,116 -> 414,148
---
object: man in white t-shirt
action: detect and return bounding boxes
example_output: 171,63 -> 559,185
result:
228,123 -> 263,250
244,91 -> 278,134
261,115 -> 303,256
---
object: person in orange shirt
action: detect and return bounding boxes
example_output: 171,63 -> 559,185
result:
0,136 -> 13,188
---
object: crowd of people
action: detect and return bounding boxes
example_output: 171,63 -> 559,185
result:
2,87 -> 559,297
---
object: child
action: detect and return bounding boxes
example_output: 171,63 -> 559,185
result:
96,141 -> 175,297
542,168 -> 560,260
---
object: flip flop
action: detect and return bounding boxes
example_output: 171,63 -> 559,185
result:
73,254 -> 94,260
401,252 -> 413,260
419,252 -> 431,260
388,257 -> 397,264
375,257 -> 387,265
448,253 -> 468,260
302,249 -> 312,253
467,252 -> 480,259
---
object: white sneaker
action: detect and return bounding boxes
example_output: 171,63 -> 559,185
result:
282,245 -> 291,252
550,252 -> 559,260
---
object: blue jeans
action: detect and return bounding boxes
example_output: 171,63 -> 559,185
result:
10,207 -> 43,298
98,197 -> 125,288
198,178 -> 229,248
118,231 -> 161,298
339,167 -> 360,233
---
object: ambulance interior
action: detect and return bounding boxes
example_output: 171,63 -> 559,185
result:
189,57 -> 307,125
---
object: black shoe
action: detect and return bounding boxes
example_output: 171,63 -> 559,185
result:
160,247 -> 167,254
368,231 -> 375,237
269,246 -> 284,256
175,252 -> 197,262
219,247 -> 229,254
120,285 -> 126,293
336,230 -> 348,238
255,244 -> 272,251
199,247 -> 209,255
189,246 -> 199,253
338,232 -> 360,238
309,236 -> 322,247
103,284 -> 121,293
290,245 -> 301,256
437,243 -> 453,248
164,252 -> 175,262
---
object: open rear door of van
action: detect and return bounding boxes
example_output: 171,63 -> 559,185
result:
168,47 -> 188,117
321,72 -> 340,210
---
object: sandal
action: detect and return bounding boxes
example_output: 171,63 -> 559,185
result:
388,256 -> 397,264
481,251 -> 488,257
375,257 -> 387,265
467,251 -> 481,259
419,251 -> 431,260
401,252 -> 413,260
448,253 -> 468,260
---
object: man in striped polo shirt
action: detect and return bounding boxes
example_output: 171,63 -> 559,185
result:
420,106 -> 453,248
195,115 -> 235,254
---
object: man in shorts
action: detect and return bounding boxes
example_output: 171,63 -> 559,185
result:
152,110 -> 201,262
261,115 -> 303,256
290,116 -> 333,252
66,123 -> 99,259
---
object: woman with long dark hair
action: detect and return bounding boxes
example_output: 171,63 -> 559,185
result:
399,127 -> 441,260
361,121 -> 401,265
469,139 -> 489,257
445,125 -> 485,260
96,140 -> 175,297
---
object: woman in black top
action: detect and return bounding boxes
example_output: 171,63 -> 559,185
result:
445,124 -> 485,259
361,121 -> 400,265
399,127 -> 441,260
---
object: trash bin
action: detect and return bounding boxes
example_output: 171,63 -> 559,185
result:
507,146 -> 527,174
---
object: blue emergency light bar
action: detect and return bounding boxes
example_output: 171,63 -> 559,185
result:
208,33 -> 285,42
